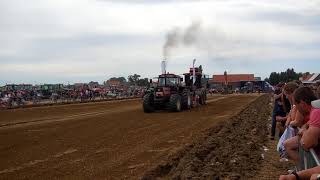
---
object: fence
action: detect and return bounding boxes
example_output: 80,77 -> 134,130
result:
298,136 -> 320,171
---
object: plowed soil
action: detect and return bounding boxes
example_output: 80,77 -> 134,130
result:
0,94 -> 261,180
142,95 -> 271,180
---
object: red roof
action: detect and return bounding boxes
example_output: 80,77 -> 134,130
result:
211,74 -> 255,83
301,74 -> 314,81
107,80 -> 121,86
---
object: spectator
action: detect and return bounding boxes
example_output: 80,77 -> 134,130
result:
311,173 -> 320,180
271,84 -> 283,140
279,166 -> 320,180
317,85 -> 320,99
282,83 -> 307,163
293,80 -> 303,86
279,87 -> 320,180
282,82 -> 299,126
300,92 -> 320,151
276,82 -> 299,159
271,83 -> 291,140
312,99 -> 320,109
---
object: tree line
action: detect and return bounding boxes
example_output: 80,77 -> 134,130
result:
265,68 -> 310,85
107,74 -> 150,86
108,69 -> 311,87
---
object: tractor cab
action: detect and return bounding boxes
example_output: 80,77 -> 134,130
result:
157,74 -> 183,87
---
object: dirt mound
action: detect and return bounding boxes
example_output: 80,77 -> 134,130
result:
141,95 -> 271,180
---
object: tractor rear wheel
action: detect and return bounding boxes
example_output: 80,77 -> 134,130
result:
143,93 -> 154,113
169,94 -> 182,112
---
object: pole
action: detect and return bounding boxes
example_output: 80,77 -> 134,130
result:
193,59 -> 196,85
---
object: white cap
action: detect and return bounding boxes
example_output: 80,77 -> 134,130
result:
311,99 -> 320,108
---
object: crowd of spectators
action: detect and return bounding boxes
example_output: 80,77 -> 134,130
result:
270,81 -> 320,180
0,86 -> 147,108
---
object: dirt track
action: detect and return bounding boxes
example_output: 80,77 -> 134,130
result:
142,94 -> 271,179
0,94 -> 260,179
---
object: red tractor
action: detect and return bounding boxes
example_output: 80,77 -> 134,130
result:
143,65 -> 207,112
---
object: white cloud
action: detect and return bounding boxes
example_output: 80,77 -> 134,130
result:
0,0 -> 320,84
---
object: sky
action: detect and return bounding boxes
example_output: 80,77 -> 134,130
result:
0,0 -> 320,85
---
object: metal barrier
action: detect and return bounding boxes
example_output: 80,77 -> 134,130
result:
298,137 -> 320,171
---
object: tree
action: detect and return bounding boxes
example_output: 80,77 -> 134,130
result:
128,74 -> 141,86
267,68 -> 304,85
269,72 -> 280,85
286,68 -> 296,82
137,78 -> 150,87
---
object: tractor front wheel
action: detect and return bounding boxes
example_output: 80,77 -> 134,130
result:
169,94 -> 182,112
143,93 -> 154,113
